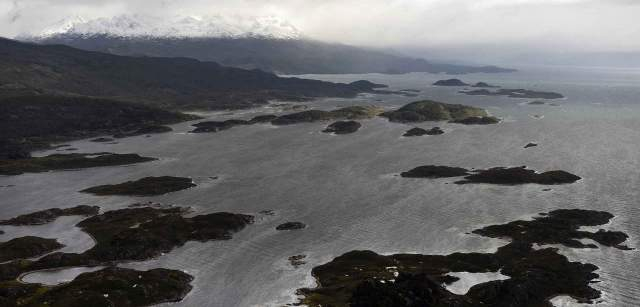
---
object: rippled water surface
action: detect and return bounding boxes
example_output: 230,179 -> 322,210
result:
1,66 -> 640,306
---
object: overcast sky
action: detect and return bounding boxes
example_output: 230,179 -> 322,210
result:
2,0 -> 640,54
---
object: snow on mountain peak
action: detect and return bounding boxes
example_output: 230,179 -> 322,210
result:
34,14 -> 301,39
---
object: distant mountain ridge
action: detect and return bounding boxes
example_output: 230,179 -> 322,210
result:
0,38 -> 381,110
30,34 -> 515,75
22,14 -> 515,75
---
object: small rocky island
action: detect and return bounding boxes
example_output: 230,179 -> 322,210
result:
460,88 -> 564,99
322,121 -> 362,134
401,165 -> 581,185
381,100 -> 493,123
81,176 -> 196,196
297,209 -> 630,307
403,127 -> 444,137
276,222 -> 307,231
433,79 -> 469,86
0,153 -> 156,176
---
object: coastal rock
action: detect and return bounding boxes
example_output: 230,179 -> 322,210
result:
0,236 -> 64,262
382,100 -> 488,123
450,116 -> 500,125
455,166 -> 581,185
322,121 -> 361,134
433,79 -> 469,86
297,209 -> 630,307
403,127 -> 444,137
26,267 -> 194,307
81,176 -> 196,196
276,222 -> 306,231
0,205 -> 100,226
0,153 -> 156,176
401,165 -> 469,178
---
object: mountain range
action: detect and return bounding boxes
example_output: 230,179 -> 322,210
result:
24,14 -> 515,75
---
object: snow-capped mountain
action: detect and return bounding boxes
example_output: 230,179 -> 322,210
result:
32,14 -> 301,39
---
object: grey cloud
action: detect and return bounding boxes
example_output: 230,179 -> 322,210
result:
0,0 -> 638,53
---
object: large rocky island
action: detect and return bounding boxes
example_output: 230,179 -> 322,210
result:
297,209 -> 630,306
381,100 -> 498,124
0,205 -> 254,305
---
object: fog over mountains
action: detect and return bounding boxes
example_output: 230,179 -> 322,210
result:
21,14 -> 514,75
